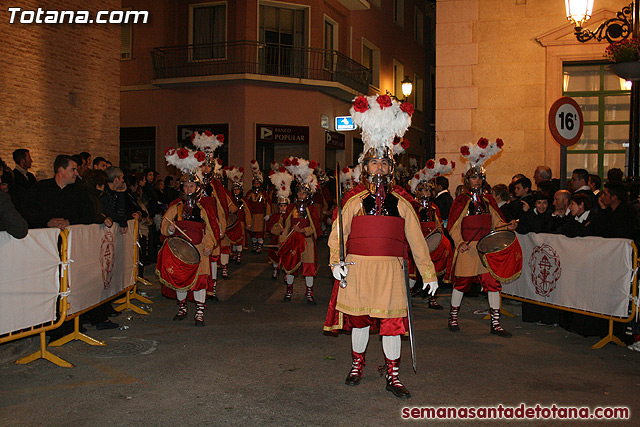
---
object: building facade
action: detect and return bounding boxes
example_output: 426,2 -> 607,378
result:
0,0 -> 121,180
436,0 -> 631,187
121,0 -> 434,185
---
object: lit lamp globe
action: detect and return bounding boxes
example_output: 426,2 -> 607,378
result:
401,76 -> 413,100
565,0 -> 594,30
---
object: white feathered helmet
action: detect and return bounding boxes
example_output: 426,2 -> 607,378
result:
225,166 -> 244,191
460,137 -> 504,185
351,94 -> 414,170
283,156 -> 319,195
269,166 -> 294,205
250,159 -> 263,184
191,131 -> 224,165
165,147 -> 206,184
409,158 -> 456,194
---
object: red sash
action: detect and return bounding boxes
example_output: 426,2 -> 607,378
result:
347,216 -> 407,258
461,215 -> 491,241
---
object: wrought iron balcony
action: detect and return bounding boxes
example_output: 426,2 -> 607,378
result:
151,41 -> 371,94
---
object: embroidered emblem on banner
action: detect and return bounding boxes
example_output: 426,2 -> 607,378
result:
100,230 -> 115,289
529,243 -> 561,297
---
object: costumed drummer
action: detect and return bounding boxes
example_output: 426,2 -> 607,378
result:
447,138 -> 517,337
407,158 -> 455,309
157,147 -> 226,327
245,160 -> 271,254
192,131 -> 236,293
267,166 -> 293,281
324,94 -> 438,400
224,166 -> 251,265
279,157 -> 322,305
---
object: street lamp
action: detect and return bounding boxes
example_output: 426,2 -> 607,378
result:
401,76 -> 413,100
566,0 -> 640,179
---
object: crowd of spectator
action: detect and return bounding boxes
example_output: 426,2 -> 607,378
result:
0,149 -> 180,334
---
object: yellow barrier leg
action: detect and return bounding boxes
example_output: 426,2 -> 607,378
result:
114,286 -> 150,315
591,319 -> 626,350
15,331 -> 73,368
138,277 -> 153,286
48,317 -> 105,347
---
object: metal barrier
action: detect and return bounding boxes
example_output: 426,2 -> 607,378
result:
501,240 -> 638,350
0,220 -> 151,367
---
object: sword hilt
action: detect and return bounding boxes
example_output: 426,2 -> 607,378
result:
330,260 -> 355,288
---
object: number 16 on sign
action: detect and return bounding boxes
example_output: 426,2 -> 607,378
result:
548,97 -> 584,147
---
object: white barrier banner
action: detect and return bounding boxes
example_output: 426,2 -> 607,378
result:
503,233 -> 634,317
67,220 -> 136,315
0,228 -> 61,335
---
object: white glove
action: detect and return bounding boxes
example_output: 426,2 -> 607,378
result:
423,280 -> 438,296
264,215 -> 270,221
332,264 -> 349,281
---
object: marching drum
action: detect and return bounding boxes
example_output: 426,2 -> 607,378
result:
226,212 -> 238,230
156,237 -> 201,289
476,230 -> 522,282
425,231 -> 453,276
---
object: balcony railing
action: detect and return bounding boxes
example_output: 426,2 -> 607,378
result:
151,41 -> 371,94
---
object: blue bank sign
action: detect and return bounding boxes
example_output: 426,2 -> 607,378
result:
335,116 -> 356,131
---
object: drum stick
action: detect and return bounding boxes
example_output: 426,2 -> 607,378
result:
494,220 -> 518,231
165,218 -> 193,243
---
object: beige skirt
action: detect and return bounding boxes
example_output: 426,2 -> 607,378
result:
335,254 -> 408,319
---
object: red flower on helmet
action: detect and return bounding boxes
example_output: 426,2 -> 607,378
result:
451,161 -> 456,169
165,147 -> 176,156
279,166 -> 286,173
496,138 -> 504,148
460,146 -> 470,156
239,167 -> 244,173
477,137 -> 489,149
251,159 -> 257,164
190,132 -> 196,141
281,185 -> 286,190
393,136 -> 401,145
223,166 -> 229,170
217,158 -> 223,165
269,170 -> 275,176
376,94 -> 392,108
439,158 -> 448,165
479,154 -> 485,158
194,151 -> 206,162
283,158 -> 292,167
177,148 -> 189,159
414,174 -> 420,179
426,159 -> 435,169
343,167 -> 350,174
353,96 -> 369,113
204,130 -> 213,137
401,138 -> 410,149
400,102 -> 414,116
271,161 -> 278,165
309,160 -> 318,169
291,158 -> 299,166
217,134 -> 224,142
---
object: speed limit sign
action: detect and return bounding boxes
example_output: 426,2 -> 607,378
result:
548,97 -> 584,147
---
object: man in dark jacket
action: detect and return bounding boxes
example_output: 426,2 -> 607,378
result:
0,173 -> 28,239
22,155 -> 94,229
433,175 -> 453,223
593,182 -> 639,241
10,148 -> 37,213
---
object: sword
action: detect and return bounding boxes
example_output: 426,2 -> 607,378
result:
330,162 -> 354,288
403,258 -> 417,373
